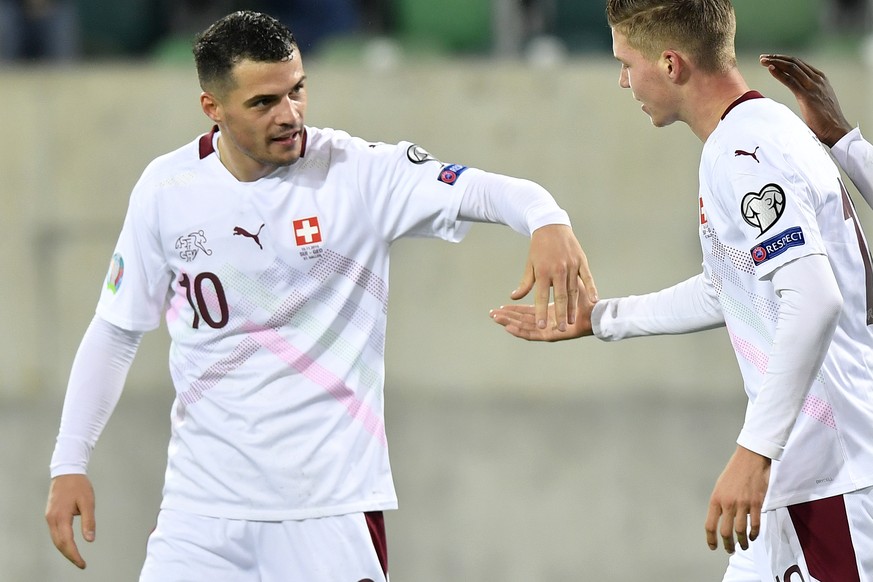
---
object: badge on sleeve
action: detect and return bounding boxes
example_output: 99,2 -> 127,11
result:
407,144 -> 438,165
741,183 -> 786,236
107,253 -> 124,294
438,164 -> 468,186
750,226 -> 805,265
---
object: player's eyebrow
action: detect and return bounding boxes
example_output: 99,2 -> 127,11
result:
244,75 -> 307,106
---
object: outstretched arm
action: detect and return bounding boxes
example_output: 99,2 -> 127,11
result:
45,315 -> 142,569
491,270 -> 723,342
759,54 -> 852,147
459,172 -> 597,331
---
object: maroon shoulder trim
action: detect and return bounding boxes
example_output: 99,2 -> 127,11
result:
299,127 -> 308,158
199,125 -> 219,159
721,90 -> 764,120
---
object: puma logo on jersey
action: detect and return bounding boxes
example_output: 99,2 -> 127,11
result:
734,146 -> 760,163
233,224 -> 265,249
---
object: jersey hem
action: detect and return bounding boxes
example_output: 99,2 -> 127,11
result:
159,498 -> 399,522
762,474 -> 873,511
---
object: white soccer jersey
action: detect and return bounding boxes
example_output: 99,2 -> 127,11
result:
699,94 -> 873,509
96,126 -> 475,520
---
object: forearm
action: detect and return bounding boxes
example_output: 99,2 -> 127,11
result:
830,127 -> 873,210
458,170 -> 570,236
737,255 -> 842,460
49,315 -> 142,477
591,272 -> 724,340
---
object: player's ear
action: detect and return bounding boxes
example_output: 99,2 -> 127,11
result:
661,50 -> 686,83
201,92 -> 222,123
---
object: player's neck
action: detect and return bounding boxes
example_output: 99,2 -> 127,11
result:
216,135 -> 273,182
683,68 -> 750,142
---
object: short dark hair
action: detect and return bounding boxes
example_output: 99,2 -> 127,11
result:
606,0 -> 736,73
193,11 -> 298,93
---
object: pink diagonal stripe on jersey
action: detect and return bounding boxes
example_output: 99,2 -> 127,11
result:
179,337 -> 261,405
729,331 -> 769,375
178,328 -> 387,445
250,327 -> 388,445
800,394 -> 837,430
729,332 -> 836,430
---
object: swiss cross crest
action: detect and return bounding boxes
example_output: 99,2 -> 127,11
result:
293,216 -> 322,246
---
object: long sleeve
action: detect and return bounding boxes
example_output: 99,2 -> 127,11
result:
830,127 -> 873,210
590,271 -> 724,341
49,315 -> 143,477
736,254 -> 842,460
457,171 -> 571,236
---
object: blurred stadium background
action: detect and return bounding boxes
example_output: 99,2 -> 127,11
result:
2,0 -> 873,580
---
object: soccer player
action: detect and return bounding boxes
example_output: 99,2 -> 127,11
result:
761,53 -> 873,209
491,1 -> 873,580
44,10 -> 598,581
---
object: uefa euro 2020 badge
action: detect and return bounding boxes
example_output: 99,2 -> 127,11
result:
107,253 -> 124,294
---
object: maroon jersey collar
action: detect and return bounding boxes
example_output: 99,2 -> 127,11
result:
721,90 -> 764,120
198,126 -> 309,160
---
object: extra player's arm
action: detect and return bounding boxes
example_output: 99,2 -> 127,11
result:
705,254 -> 842,554
830,130 -> 873,210
458,171 -> 598,331
759,54 -> 852,148
759,54 -> 873,208
45,315 -> 142,569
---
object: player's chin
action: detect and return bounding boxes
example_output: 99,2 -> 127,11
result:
267,147 -> 302,166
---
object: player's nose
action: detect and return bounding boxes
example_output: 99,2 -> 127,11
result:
276,95 -> 303,125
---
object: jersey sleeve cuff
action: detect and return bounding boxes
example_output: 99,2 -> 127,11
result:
830,126 -> 862,168
528,208 -> 571,234
590,299 -> 613,341
49,436 -> 92,477
736,430 -> 784,461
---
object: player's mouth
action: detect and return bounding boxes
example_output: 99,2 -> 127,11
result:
271,129 -> 302,146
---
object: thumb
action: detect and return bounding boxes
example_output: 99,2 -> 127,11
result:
511,264 -> 534,300
80,498 -> 96,543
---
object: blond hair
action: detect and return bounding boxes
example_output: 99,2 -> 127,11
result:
606,0 -> 737,73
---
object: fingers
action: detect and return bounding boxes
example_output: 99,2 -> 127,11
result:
748,506 -> 761,543
704,503 -> 720,551
548,266 -> 570,332
46,511 -> 87,569
759,54 -> 826,91
760,55 -> 807,90
732,510 -> 750,552
705,503 -> 755,554
577,254 -> 598,305
80,495 -> 97,544
490,305 -> 541,340
511,265 -> 534,302
535,274 -> 555,331
512,263 -> 559,331
45,475 -> 95,570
